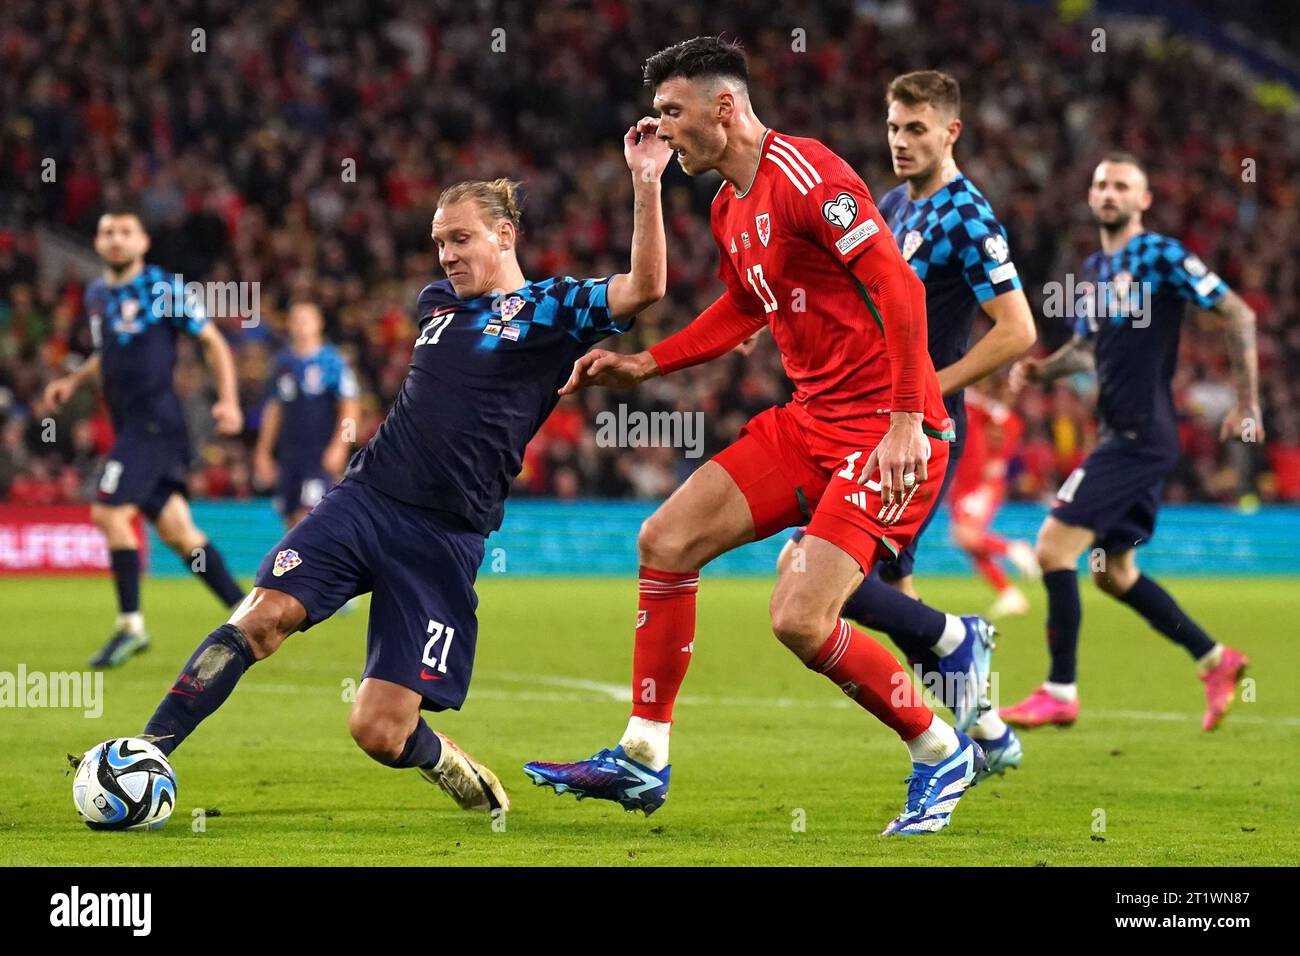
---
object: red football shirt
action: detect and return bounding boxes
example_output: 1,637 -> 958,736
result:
708,130 -> 950,435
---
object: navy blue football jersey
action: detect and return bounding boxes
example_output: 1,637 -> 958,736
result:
1074,232 -> 1228,446
877,175 -> 1021,447
84,264 -> 206,437
267,344 -> 358,467
346,276 -> 628,533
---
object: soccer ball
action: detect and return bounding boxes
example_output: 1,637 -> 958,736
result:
73,738 -> 177,831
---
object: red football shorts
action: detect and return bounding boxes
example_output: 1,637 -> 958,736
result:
713,403 -> 950,574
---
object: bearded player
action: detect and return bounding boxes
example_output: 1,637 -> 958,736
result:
44,206 -> 247,669
87,121 -> 673,815
526,37 -> 992,836
1000,153 -> 1256,731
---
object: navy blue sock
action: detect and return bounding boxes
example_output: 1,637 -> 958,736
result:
386,720 -> 443,770
109,548 -> 140,615
143,623 -> 256,756
1118,574 -> 1215,660
842,574 -> 946,663
1043,569 -> 1082,684
188,540 -> 244,607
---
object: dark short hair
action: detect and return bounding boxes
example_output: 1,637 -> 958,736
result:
643,35 -> 749,89
99,200 -> 145,225
1099,150 -> 1147,177
886,71 -> 961,117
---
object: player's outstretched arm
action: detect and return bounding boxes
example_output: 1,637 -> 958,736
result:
938,289 -> 1037,395
197,323 -> 244,436
1211,289 -> 1263,443
43,353 -> 101,411
606,117 -> 673,319
558,291 -> 767,395
847,232 -> 933,505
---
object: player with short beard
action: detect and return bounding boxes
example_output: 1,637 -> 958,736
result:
1001,153 -> 1257,731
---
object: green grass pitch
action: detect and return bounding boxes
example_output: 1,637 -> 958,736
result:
2,574 -> 1296,866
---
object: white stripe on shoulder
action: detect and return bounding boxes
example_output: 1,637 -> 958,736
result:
768,142 -> 815,190
772,135 -> 823,185
765,153 -> 809,195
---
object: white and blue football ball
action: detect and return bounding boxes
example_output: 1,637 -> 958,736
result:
73,738 -> 177,831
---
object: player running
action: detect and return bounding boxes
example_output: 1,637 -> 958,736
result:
43,206 -> 247,669
253,301 -> 360,527
776,71 -> 1037,772
526,39 -> 991,835
947,379 -> 1038,619
103,122 -> 673,814
1000,152 -> 1257,732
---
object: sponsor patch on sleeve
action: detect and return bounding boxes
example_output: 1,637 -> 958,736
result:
1195,273 -> 1222,298
989,262 -> 1018,285
835,218 -> 879,256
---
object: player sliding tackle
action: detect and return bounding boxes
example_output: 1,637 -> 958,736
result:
1000,153 -> 1256,732
526,38 -> 993,835
78,122 -> 674,814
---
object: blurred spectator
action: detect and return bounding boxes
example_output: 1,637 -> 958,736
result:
0,0 -> 1296,504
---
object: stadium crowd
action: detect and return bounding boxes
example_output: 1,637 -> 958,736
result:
2,0 -> 1298,507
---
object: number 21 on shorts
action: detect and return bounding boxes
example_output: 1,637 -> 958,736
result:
422,619 -> 456,675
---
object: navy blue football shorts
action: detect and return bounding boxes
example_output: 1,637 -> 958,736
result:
95,429 -> 190,520
1050,437 -> 1177,553
254,478 -> 485,712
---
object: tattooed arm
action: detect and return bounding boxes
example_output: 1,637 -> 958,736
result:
1008,334 -> 1095,393
1212,290 -> 1263,443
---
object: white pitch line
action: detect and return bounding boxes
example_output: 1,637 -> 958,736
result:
238,672 -> 1300,726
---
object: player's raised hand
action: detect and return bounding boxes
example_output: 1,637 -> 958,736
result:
624,117 -> 673,182
1008,357 -> 1041,394
211,399 -> 244,436
1219,402 -> 1264,444
559,349 -> 657,395
861,411 -> 930,507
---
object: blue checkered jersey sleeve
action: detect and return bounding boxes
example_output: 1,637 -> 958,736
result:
1151,237 -> 1229,310
533,276 -> 631,345
324,346 -> 360,400
952,205 -> 1022,304
151,266 -> 208,336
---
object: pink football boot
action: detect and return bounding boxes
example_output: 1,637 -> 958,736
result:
1201,647 -> 1249,731
1000,687 -> 1078,728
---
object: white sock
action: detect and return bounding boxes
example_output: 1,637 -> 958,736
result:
619,716 -> 671,771
932,614 -> 966,658
1197,643 -> 1224,675
1043,681 -> 1077,703
972,708 -> 1008,741
116,612 -> 144,635
904,714 -> 959,765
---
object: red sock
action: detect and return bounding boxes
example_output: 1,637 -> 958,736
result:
630,566 -> 699,723
809,619 -> 933,740
973,553 -> 1010,591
